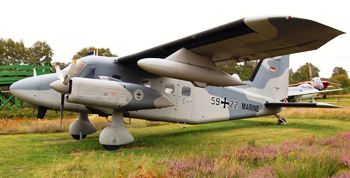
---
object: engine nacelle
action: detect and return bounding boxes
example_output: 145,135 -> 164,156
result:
66,77 -> 174,110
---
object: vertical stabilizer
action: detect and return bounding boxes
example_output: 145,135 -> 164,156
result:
246,55 -> 289,101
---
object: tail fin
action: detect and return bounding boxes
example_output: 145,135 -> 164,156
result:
245,55 -> 289,101
310,77 -> 324,90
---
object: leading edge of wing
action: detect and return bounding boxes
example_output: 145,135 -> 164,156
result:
265,101 -> 339,108
117,16 -> 344,64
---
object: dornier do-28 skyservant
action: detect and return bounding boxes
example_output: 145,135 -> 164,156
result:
10,16 -> 344,150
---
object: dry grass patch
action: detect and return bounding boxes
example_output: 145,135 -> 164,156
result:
281,106 -> 350,120
0,115 -> 108,134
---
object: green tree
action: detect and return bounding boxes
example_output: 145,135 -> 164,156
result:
290,63 -> 320,83
27,41 -> 53,65
331,67 -> 348,78
0,39 -> 6,65
289,68 -> 297,84
219,61 -> 257,81
0,38 -> 53,65
73,47 -> 117,59
331,67 -> 350,88
331,74 -> 350,88
0,39 -> 27,65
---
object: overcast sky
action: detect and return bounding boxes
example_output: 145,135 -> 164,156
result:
0,0 -> 348,78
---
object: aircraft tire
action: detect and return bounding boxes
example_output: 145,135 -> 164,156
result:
277,118 -> 287,125
102,144 -> 120,151
71,134 -> 87,140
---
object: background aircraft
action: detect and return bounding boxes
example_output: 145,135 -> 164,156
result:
10,16 -> 343,150
288,72 -> 343,101
288,80 -> 343,102
289,77 -> 341,90
289,63 -> 343,101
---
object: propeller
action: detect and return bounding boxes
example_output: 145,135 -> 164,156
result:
50,59 -> 77,128
55,66 -> 64,81
60,93 -> 64,128
64,59 -> 77,84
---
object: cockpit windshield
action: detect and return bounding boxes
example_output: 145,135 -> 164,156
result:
62,60 -> 87,76
75,60 -> 87,74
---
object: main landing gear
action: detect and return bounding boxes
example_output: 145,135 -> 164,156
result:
99,110 -> 134,151
275,114 -> 287,125
69,112 -> 97,140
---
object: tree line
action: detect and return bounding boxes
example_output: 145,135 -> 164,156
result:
0,39 -> 53,65
0,38 -> 117,67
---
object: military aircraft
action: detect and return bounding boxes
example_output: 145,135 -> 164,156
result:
288,77 -> 343,101
10,16 -> 344,150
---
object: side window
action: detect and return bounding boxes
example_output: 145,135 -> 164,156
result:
112,74 -> 121,80
181,86 -> 191,96
85,68 -> 95,78
164,84 -> 174,94
141,79 -> 151,88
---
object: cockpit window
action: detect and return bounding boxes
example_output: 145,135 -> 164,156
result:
62,60 -> 87,76
85,68 -> 95,78
165,84 -> 174,94
75,61 -> 87,74
141,79 -> 151,88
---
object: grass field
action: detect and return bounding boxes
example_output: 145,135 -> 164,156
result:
0,95 -> 349,177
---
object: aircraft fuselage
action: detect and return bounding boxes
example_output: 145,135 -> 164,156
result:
10,56 -> 280,124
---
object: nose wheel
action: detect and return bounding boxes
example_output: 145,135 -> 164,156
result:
275,114 -> 287,125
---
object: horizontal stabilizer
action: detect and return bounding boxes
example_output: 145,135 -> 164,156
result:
265,102 -> 339,108
318,88 -> 343,93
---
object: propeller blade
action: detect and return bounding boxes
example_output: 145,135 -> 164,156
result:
55,66 -> 64,82
64,59 -> 77,85
60,93 -> 64,128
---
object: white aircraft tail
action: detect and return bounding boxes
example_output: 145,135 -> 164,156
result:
245,55 -> 289,101
310,77 -> 324,90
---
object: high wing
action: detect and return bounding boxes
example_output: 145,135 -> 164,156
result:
118,16 -> 344,65
318,88 -> 343,93
288,88 -> 343,97
288,88 -> 319,97
289,82 -> 307,87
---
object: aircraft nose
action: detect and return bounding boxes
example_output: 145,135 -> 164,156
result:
10,77 -> 40,102
10,77 -> 37,91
